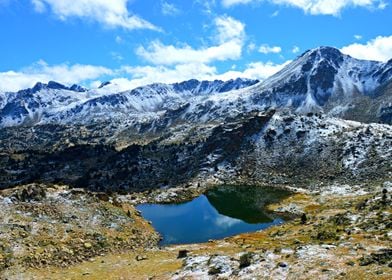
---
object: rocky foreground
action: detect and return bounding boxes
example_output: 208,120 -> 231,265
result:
0,184 -> 159,273
0,181 -> 391,279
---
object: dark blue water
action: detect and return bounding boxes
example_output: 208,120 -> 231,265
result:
136,185 -> 291,245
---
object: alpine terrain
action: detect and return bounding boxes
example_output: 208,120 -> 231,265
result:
1,47 -> 391,279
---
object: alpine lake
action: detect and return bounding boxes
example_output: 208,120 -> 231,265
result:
136,185 -> 292,245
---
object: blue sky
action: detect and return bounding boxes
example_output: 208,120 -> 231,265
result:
0,0 -> 391,91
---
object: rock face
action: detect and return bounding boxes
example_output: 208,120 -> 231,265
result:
0,78 -> 259,127
0,184 -> 159,270
248,47 -> 392,123
0,47 -> 391,191
0,110 -> 391,191
1,47 -> 391,129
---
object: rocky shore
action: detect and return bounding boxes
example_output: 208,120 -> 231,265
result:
0,184 -> 159,273
0,181 -> 390,279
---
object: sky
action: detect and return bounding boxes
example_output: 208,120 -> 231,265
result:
0,0 -> 392,92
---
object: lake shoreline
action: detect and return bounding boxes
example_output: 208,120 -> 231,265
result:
1,181 -> 391,279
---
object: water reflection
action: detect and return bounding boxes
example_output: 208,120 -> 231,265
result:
136,185 -> 291,245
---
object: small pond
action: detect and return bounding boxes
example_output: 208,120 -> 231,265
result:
136,185 -> 291,245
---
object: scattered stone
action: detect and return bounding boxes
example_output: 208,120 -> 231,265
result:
275,203 -> 304,216
177,250 -> 188,259
13,184 -> 46,202
359,249 -> 392,266
301,213 -> 307,224
96,193 -> 110,202
208,266 -> 221,275
239,252 -> 253,269
136,255 -> 148,261
83,242 -> 93,249
278,262 -> 288,268
346,260 -> 355,266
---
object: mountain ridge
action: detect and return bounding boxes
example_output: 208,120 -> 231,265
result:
0,46 -> 391,192
1,46 -> 391,129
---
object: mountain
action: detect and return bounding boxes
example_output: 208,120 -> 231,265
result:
0,46 -> 391,191
1,110 -> 391,191
247,46 -> 392,122
0,78 -> 258,127
1,47 -> 391,130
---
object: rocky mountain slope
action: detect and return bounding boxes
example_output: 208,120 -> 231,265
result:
0,46 -> 391,191
1,47 -> 391,131
1,111 -> 391,191
1,46 -> 391,279
249,47 -> 392,123
0,78 -> 258,127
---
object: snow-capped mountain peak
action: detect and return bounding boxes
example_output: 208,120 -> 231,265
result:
0,78 -> 259,127
0,47 -> 391,129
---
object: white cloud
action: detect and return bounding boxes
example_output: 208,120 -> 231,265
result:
110,52 -> 124,62
215,16 -> 245,43
247,42 -> 257,52
109,14 -> 287,89
115,35 -> 124,44
259,44 -> 282,54
31,0 -> 160,31
136,16 -> 245,65
0,58 -> 290,92
215,60 -> 291,80
222,0 -> 254,7
195,0 -> 217,14
341,35 -> 392,62
161,1 -> 181,16
292,45 -> 300,54
117,63 -> 217,89
0,61 -> 112,92
378,1 -> 388,9
221,0 -> 385,16
0,10 -> 290,93
114,60 -> 290,90
354,34 -> 363,40
136,40 -> 243,65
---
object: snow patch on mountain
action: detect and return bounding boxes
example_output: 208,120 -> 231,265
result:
1,47 -> 391,128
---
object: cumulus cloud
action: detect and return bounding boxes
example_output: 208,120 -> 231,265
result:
194,0 -> 217,14
222,0 -> 253,7
114,15 -> 287,89
161,1 -> 181,16
136,16 -> 245,65
31,0 -> 160,31
214,60 -> 291,80
221,0 -> 386,16
341,35 -> 392,62
111,60 -> 290,91
0,12 -> 290,93
0,60 -> 113,92
292,45 -> 300,54
136,40 -> 243,65
112,63 -> 217,90
0,58 -> 290,92
259,44 -> 282,54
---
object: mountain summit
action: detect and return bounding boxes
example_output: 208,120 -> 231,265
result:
0,47 -> 391,128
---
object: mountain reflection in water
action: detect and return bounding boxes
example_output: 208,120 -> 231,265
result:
136,185 -> 291,245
